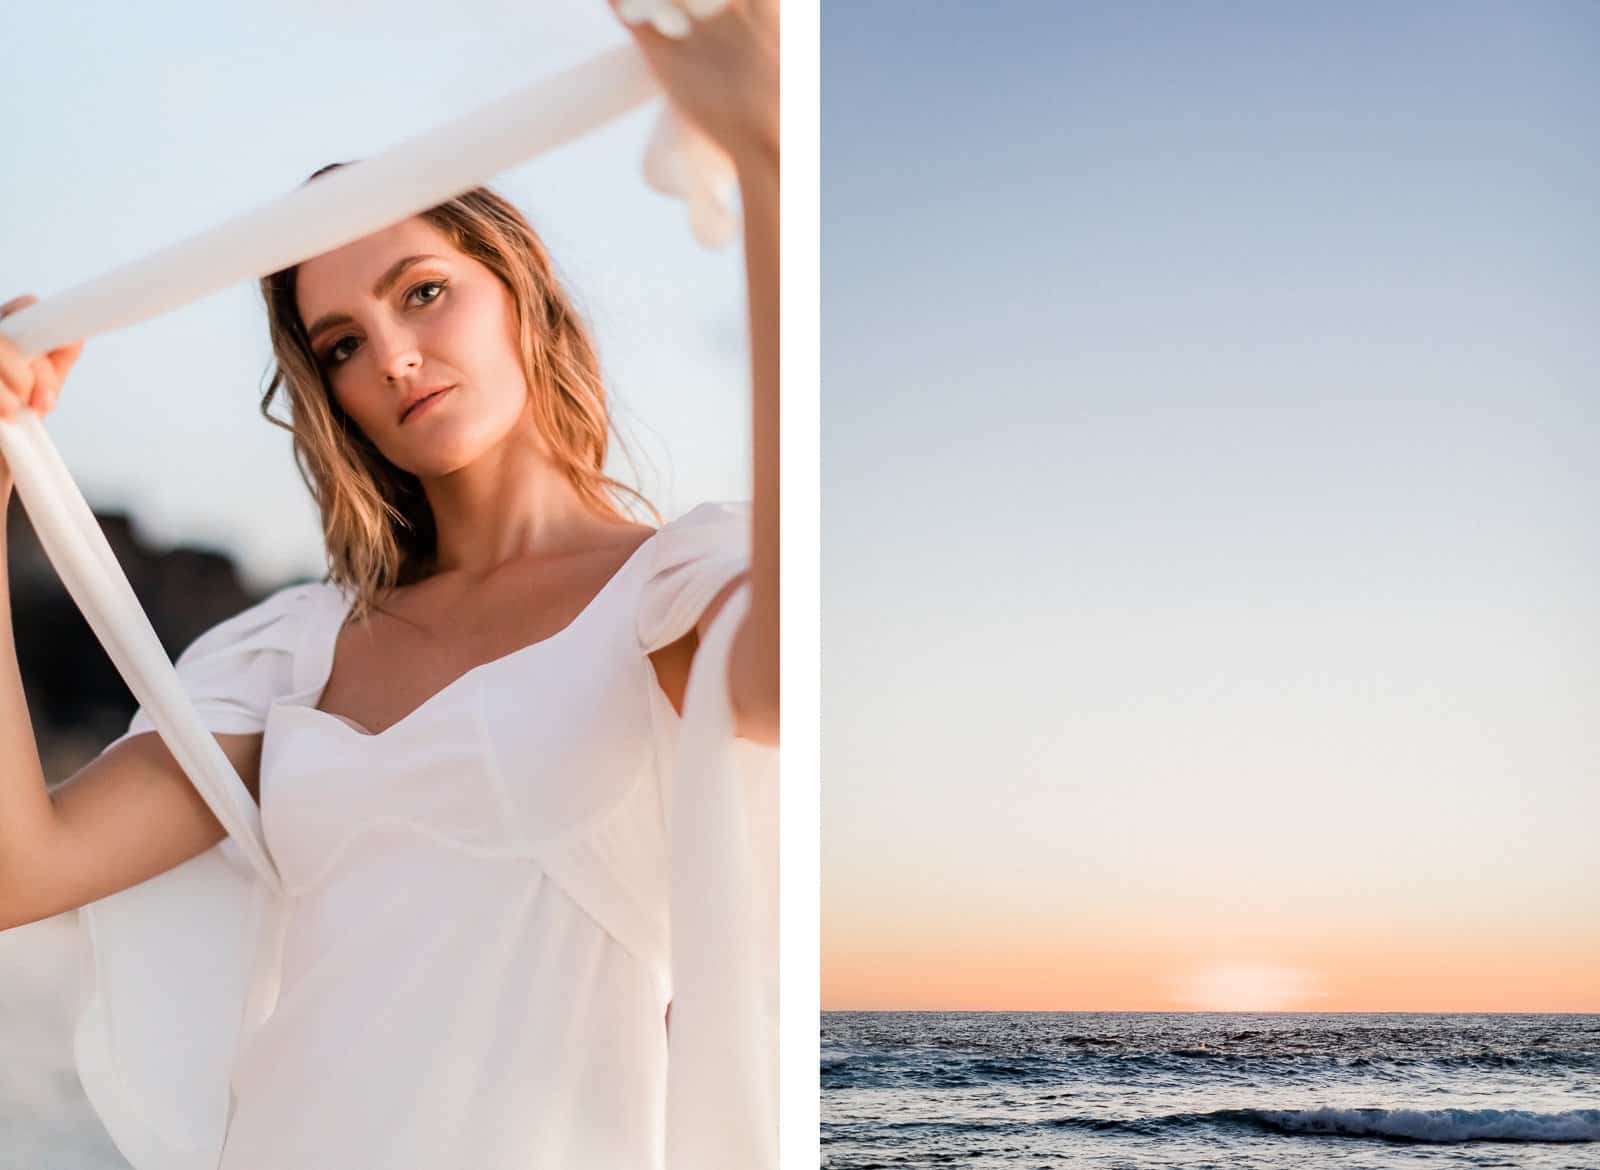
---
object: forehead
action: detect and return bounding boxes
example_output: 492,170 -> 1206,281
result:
295,216 -> 461,316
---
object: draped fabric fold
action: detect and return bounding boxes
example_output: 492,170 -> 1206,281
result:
74,844 -> 282,1170
0,33 -> 758,1170
636,500 -> 779,1170
73,588 -> 315,1170
663,584 -> 779,1170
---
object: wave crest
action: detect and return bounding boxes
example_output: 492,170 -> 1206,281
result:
1233,1107 -> 1600,1144
1045,1107 -> 1600,1144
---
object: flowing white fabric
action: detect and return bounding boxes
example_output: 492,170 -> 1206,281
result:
0,47 -> 732,363
637,503 -> 780,1170
649,576 -> 780,1170
0,32 -> 770,1170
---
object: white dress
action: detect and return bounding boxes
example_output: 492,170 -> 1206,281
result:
71,501 -> 777,1170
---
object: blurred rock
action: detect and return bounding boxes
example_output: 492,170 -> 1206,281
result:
5,503 -> 308,786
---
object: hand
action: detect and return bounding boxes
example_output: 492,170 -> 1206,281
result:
612,0 -> 779,167
0,293 -> 85,496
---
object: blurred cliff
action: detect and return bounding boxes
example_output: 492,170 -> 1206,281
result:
5,502 -> 309,786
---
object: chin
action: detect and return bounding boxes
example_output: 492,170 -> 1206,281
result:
391,418 -> 515,479
403,445 -> 488,479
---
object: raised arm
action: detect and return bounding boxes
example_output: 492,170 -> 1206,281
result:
616,0 -> 780,744
0,298 -> 258,931
727,123 -> 779,744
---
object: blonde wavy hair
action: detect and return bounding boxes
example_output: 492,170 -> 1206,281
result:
259,163 -> 658,624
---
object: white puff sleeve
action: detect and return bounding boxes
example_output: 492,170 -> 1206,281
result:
76,582 -> 330,1170
105,582 -> 322,744
637,502 -> 780,1170
637,500 -> 753,653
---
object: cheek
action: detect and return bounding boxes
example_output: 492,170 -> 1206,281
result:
448,280 -> 520,362
331,385 -> 384,434
324,384 -> 400,461
460,295 -> 531,411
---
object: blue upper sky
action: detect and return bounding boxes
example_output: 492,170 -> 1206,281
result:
824,0 -> 1600,1008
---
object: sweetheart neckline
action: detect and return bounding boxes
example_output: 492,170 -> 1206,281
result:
274,528 -> 661,742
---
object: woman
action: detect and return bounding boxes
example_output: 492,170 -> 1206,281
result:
0,1 -> 778,1166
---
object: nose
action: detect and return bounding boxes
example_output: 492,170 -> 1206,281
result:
369,319 -> 422,384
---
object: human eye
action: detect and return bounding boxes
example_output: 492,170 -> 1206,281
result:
321,335 -> 358,367
408,279 -> 446,306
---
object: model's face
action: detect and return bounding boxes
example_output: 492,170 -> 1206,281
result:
295,216 -> 532,478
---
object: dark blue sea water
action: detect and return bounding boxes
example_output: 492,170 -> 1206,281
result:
822,1012 -> 1600,1169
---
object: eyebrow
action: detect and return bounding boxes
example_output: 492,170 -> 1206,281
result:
304,254 -> 445,344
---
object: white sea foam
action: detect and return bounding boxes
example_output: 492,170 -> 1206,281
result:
1251,1106 -> 1600,1143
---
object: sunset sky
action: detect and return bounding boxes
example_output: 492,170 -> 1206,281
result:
823,0 -> 1600,1012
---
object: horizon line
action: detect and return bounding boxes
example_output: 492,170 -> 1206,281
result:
822,1007 -> 1600,1016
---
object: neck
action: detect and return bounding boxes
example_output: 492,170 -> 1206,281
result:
419,430 -> 623,579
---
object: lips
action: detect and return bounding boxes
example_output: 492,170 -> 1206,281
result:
399,384 -> 455,424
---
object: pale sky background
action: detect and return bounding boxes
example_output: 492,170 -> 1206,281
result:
824,0 -> 1599,1011
1,0 -> 751,593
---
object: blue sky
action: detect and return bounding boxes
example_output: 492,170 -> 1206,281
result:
1,0 -> 750,590
823,0 -> 1600,1009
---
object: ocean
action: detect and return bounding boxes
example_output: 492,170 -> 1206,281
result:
822,1012 -> 1600,1169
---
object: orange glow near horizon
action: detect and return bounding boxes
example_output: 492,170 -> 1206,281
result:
823,919 -> 1600,1013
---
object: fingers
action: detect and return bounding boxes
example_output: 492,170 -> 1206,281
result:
651,6 -> 692,38
0,294 -> 81,418
45,338 -> 85,394
0,339 -> 34,419
0,293 -> 38,318
614,0 -> 722,41
28,354 -> 60,414
0,294 -> 40,419
683,0 -> 734,20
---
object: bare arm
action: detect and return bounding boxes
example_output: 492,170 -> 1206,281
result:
618,1 -> 781,745
0,495 -> 57,896
2,733 -> 264,933
0,498 -> 259,933
646,155 -> 779,745
725,140 -> 779,745
611,4 -> 780,742
0,295 -> 256,931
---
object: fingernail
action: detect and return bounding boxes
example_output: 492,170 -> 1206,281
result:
652,6 -> 692,37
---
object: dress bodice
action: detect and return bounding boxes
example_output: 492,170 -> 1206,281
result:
73,501 -> 776,1170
